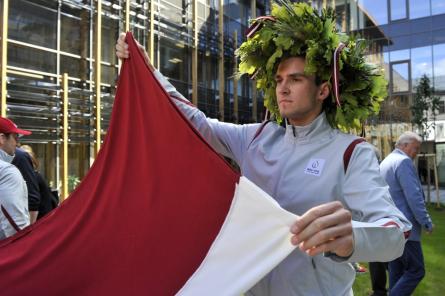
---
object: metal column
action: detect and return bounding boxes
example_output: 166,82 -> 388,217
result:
233,30 -> 238,123
192,0 -> 198,106
251,0 -> 257,122
94,0 -> 102,155
218,0 -> 224,121
148,0 -> 155,64
0,0 -> 9,117
61,73 -> 69,201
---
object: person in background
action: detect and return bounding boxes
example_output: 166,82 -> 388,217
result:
0,117 -> 31,239
380,131 -> 434,295
12,146 -> 41,223
20,145 -> 58,219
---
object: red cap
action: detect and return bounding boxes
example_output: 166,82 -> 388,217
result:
0,117 -> 32,136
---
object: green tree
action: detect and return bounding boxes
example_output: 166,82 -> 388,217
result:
411,74 -> 441,139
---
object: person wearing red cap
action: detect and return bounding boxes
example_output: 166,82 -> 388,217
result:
0,116 -> 32,239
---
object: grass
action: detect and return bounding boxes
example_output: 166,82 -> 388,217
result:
353,204 -> 445,296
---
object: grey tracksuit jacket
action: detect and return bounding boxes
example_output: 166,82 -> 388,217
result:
154,71 -> 411,296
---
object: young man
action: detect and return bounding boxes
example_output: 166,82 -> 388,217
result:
116,2 -> 410,295
380,132 -> 433,295
0,117 -> 31,239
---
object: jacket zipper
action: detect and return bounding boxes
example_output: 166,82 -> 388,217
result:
312,258 -> 329,296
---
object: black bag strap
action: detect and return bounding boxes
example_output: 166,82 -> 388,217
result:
1,205 -> 21,232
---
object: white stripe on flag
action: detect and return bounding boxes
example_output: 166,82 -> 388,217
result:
177,176 -> 298,296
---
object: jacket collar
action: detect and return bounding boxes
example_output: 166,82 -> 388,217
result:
0,148 -> 15,163
284,112 -> 334,143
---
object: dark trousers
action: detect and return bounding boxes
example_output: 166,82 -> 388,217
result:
369,261 -> 388,296
389,241 -> 425,296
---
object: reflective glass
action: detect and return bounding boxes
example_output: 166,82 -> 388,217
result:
410,28 -> 432,49
391,62 -> 410,92
101,64 -> 118,86
433,43 -> 445,91
432,16 -> 445,31
358,0 -> 388,26
389,35 -> 411,51
390,49 -> 410,61
8,44 -> 56,74
390,0 -> 407,21
8,0 -> 57,49
433,28 -> 445,44
61,55 -> 82,78
411,46 -> 433,91
432,0 -> 445,16
61,5 -> 90,56
436,143 -> 445,185
101,17 -> 119,63
409,0 -> 431,19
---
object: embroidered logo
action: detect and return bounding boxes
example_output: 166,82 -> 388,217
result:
304,159 -> 325,176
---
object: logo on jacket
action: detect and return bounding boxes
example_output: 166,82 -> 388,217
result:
304,159 -> 325,176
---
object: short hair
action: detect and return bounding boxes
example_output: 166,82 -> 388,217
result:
395,131 -> 422,148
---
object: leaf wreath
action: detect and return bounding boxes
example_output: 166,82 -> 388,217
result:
235,0 -> 387,131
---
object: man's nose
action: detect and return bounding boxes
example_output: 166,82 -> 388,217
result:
277,82 -> 289,95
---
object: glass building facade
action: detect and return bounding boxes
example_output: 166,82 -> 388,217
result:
0,0 -> 269,197
332,0 -> 445,182
2,0 -> 445,191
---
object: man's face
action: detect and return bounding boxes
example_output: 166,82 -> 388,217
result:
0,133 -> 18,156
401,140 -> 421,159
275,57 -> 329,126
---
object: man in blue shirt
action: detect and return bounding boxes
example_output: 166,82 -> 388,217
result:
380,131 -> 434,295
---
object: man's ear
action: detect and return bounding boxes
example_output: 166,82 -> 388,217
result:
317,82 -> 330,102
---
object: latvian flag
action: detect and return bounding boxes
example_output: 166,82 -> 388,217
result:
0,33 -> 297,295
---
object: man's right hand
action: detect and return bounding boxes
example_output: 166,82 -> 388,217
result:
115,32 -> 154,71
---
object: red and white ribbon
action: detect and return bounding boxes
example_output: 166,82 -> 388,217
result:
332,42 -> 346,107
245,16 -> 276,38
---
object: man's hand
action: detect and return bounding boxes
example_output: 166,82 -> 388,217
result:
426,224 -> 434,234
290,201 -> 354,257
115,32 -> 154,71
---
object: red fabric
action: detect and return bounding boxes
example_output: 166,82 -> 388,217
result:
0,33 -> 239,295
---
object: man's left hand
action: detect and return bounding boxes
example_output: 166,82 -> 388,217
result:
290,201 -> 353,257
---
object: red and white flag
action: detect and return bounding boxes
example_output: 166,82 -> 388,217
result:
0,33 -> 296,295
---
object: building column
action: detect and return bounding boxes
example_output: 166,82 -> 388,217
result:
192,0 -> 198,106
218,0 -> 224,121
251,0 -> 257,122
233,30 -> 238,123
61,73 -> 69,201
0,0 -> 9,117
148,0 -> 155,65
94,0 -> 102,156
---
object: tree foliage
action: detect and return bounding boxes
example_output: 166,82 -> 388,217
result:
236,0 -> 387,131
411,74 -> 441,139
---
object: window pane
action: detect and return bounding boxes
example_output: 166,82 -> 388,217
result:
433,44 -> 445,91
391,62 -> 410,92
358,0 -> 388,26
8,0 -> 57,49
411,46 -> 433,90
409,0 -> 430,19
391,0 -> 407,21
432,0 -> 445,16
8,44 -> 56,73
390,49 -> 410,61
61,4 -> 90,56
101,17 -> 119,64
